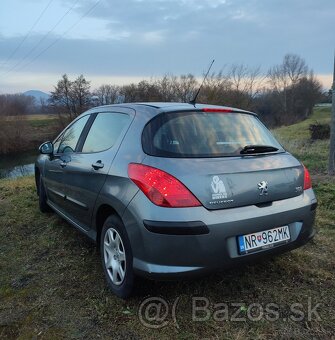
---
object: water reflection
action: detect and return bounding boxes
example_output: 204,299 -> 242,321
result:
0,151 -> 36,179
0,163 -> 35,179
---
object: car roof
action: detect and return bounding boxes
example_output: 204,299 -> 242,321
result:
90,102 -> 256,116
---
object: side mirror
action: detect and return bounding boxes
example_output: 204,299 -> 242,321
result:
39,141 -> 54,155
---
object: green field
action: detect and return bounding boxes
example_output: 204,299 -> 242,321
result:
0,108 -> 334,339
27,115 -> 58,129
0,114 -> 60,155
25,114 -> 60,141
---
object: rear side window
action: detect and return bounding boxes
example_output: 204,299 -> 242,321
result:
82,112 -> 130,153
142,111 -> 282,158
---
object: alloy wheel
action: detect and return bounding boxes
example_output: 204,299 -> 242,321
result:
103,227 -> 126,285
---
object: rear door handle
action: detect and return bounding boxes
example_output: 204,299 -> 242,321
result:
92,161 -> 104,170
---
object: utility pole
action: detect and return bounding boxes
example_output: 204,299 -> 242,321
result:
328,53 -> 335,175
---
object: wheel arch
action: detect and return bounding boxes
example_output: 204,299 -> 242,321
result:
95,204 -> 124,246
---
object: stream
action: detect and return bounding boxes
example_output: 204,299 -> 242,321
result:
0,150 -> 37,179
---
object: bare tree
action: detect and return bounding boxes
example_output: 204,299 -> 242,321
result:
120,83 -> 138,103
49,74 -> 75,120
199,70 -> 231,105
93,84 -> 120,105
49,74 -> 91,124
293,71 -> 322,118
120,80 -> 163,102
268,63 -> 291,115
267,54 -> 313,123
71,75 -> 91,114
268,54 -> 308,91
136,80 -> 161,101
229,64 -> 263,109
154,74 -> 178,101
283,54 -> 308,85
173,74 -> 198,102
197,65 -> 262,110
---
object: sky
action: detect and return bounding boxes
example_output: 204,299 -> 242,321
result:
0,0 -> 334,93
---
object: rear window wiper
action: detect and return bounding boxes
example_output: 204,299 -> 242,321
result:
240,145 -> 279,155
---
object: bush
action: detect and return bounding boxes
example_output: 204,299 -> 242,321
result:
309,122 -> 330,140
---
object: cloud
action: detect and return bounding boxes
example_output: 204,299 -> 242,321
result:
140,30 -> 166,44
0,0 -> 334,92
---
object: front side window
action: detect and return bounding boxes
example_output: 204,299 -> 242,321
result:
82,112 -> 130,153
58,115 -> 90,154
142,111 -> 282,158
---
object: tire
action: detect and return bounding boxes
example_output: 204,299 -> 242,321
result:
38,176 -> 52,213
100,215 -> 134,299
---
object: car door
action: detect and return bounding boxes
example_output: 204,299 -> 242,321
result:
61,108 -> 134,231
43,114 -> 91,213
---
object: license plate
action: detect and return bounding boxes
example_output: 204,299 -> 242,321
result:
238,226 -> 290,254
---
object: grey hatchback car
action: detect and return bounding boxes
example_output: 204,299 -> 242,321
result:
35,103 -> 317,298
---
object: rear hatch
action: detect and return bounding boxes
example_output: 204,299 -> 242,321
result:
143,154 -> 304,210
141,109 -> 304,209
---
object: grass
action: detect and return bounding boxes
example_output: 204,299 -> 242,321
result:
0,114 -> 60,155
0,108 -> 334,339
25,114 -> 60,142
26,114 -> 58,120
273,107 -> 331,173
28,118 -> 57,129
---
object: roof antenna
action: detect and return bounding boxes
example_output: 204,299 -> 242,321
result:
189,59 -> 215,106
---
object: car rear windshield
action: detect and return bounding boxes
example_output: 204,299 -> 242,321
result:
142,111 -> 282,158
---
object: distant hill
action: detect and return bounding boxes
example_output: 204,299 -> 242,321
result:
23,90 -> 50,104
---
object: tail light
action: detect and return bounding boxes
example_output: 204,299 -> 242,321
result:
128,163 -> 201,208
303,165 -> 312,190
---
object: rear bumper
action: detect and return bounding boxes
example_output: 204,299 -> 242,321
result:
133,226 -> 315,280
122,189 -> 317,279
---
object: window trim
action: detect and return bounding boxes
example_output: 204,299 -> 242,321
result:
52,133 -> 63,154
76,113 -> 97,152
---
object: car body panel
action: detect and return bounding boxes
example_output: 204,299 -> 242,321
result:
61,152 -> 111,231
43,154 -> 68,208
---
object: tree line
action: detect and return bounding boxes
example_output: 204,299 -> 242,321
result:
0,54 -> 329,154
48,54 -> 324,127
